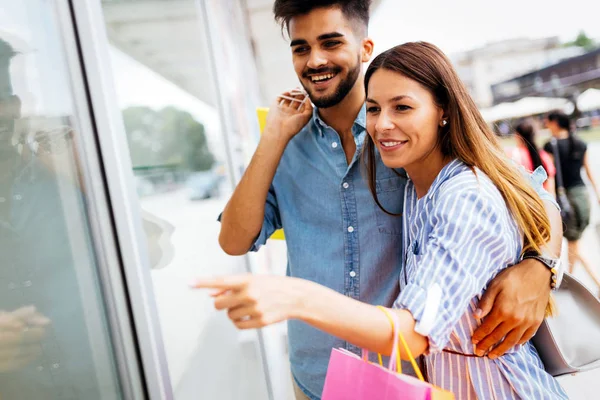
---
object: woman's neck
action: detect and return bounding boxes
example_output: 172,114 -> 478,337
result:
406,151 -> 452,199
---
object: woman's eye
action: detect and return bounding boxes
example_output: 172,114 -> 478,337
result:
366,106 -> 380,113
396,105 -> 411,111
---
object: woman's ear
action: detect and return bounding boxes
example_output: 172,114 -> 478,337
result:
438,109 -> 449,128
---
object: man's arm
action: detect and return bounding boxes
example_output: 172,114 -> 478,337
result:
472,199 -> 562,358
219,91 -> 312,255
219,136 -> 288,255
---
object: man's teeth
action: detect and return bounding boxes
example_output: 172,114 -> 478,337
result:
381,141 -> 404,147
311,73 -> 334,82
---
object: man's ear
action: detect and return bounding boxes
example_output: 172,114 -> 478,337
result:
361,37 -> 374,63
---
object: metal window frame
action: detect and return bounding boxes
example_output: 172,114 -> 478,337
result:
49,1 -> 151,399
195,0 -> 276,398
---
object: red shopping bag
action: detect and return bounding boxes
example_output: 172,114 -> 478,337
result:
322,307 -> 454,400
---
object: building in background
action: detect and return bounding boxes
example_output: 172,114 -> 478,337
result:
492,46 -> 600,105
452,36 -> 584,107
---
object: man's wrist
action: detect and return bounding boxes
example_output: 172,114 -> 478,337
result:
521,251 -> 562,290
260,132 -> 288,147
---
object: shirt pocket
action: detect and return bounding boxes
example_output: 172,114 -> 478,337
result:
373,175 -> 404,236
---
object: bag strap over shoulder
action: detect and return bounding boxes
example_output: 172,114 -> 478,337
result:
550,138 -> 566,192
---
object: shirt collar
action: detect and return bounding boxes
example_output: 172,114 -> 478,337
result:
311,103 -> 366,137
412,158 -> 464,200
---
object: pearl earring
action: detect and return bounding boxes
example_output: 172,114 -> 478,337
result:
441,120 -> 448,126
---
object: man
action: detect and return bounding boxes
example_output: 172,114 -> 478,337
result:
218,1 -> 563,399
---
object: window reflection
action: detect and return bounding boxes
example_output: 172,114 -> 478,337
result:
0,3 -> 121,399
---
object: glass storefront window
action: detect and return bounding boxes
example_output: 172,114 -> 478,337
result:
0,2 -> 123,399
101,0 -> 272,398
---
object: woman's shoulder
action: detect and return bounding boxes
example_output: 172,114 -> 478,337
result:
435,163 -> 502,206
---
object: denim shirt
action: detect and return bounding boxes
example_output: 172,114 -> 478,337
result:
248,105 -> 556,399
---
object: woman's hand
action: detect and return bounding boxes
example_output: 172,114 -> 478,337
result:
191,274 -> 309,329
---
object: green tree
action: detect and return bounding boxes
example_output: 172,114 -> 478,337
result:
565,31 -> 596,51
122,106 -> 215,172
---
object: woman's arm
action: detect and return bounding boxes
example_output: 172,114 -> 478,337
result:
298,280 -> 428,358
546,177 -> 556,199
192,274 -> 428,359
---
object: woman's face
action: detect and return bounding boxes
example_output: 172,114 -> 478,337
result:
366,68 -> 445,170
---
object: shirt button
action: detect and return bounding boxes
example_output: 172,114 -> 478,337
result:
349,271 -> 356,278
347,226 -> 354,233
13,194 -> 22,201
342,182 -> 349,189
332,142 -> 338,149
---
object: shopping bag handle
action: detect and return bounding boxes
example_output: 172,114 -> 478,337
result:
361,306 -> 425,381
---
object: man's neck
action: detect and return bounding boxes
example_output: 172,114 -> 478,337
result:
317,78 -> 365,139
555,130 -> 569,140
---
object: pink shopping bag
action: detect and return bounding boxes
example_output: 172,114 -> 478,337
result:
322,348 -> 433,399
322,307 -> 454,400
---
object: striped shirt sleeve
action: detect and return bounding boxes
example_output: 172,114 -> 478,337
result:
394,184 -> 509,353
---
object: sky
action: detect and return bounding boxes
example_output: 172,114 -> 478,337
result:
370,0 -> 600,56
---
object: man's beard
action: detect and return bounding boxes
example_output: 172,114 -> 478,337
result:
302,58 -> 361,109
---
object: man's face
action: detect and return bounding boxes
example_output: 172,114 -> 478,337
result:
288,7 -> 369,108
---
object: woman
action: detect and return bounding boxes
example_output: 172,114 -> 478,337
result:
510,121 -> 555,193
543,111 -> 600,286
194,42 -> 567,399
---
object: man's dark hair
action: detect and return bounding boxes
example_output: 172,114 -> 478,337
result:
273,0 -> 372,35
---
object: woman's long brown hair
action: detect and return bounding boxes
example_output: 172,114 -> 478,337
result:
363,42 -> 552,311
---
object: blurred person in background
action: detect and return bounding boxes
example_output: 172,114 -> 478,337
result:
510,121 -> 556,193
215,1 -> 563,399
543,111 -> 600,291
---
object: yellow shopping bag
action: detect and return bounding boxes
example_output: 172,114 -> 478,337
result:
257,107 -> 285,241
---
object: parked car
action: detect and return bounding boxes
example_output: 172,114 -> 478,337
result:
186,171 -> 221,200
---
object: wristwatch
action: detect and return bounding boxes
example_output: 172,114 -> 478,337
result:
521,251 -> 563,290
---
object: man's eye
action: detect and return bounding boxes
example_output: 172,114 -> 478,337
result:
293,46 -> 309,54
323,41 -> 341,48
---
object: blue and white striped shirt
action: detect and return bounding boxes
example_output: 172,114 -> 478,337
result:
394,159 -> 567,399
